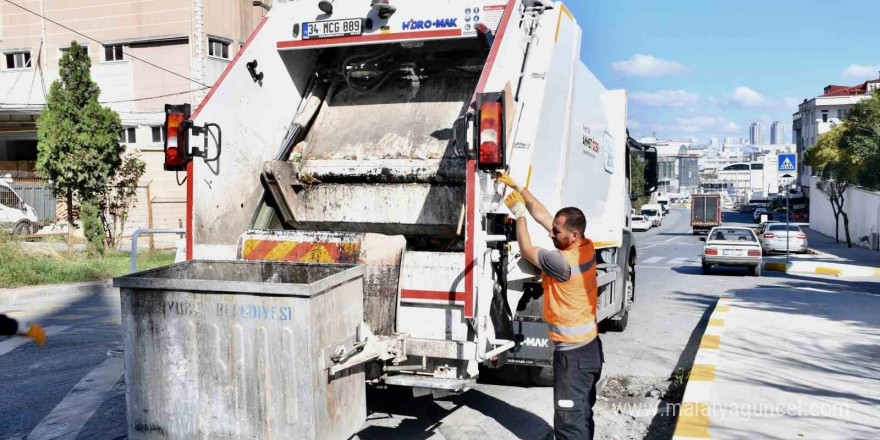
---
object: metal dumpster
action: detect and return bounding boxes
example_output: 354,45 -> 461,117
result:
113,260 -> 367,440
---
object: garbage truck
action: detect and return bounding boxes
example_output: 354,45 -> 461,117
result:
129,0 -> 657,437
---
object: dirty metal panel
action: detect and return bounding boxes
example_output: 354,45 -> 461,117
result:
293,183 -> 464,237
303,74 -> 477,162
299,158 -> 467,184
116,260 -> 365,440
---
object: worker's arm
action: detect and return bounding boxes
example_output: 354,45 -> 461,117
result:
0,314 -> 46,346
495,173 -> 553,231
505,192 -> 542,267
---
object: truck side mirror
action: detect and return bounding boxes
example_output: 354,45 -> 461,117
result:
643,147 -> 658,196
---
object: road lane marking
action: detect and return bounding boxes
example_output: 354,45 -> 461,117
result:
0,326 -> 70,356
669,257 -> 691,265
28,357 -> 125,440
637,235 -> 683,251
642,256 -> 664,264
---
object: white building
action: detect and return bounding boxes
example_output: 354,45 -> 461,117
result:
792,75 -> 880,193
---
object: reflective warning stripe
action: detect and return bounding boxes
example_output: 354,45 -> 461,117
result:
241,239 -> 360,264
548,321 -> 596,337
571,255 -> 596,275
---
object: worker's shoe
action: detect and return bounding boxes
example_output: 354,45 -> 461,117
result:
26,324 -> 46,346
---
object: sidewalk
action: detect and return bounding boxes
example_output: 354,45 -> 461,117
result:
673,285 -> 880,440
802,227 -> 880,266
761,228 -> 880,277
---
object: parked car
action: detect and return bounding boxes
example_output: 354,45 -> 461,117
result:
739,204 -> 757,213
702,227 -> 763,276
753,208 -> 770,223
0,180 -> 39,234
632,215 -> 651,231
760,223 -> 808,254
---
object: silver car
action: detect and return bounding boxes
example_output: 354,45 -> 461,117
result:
702,227 -> 763,276
760,223 -> 808,254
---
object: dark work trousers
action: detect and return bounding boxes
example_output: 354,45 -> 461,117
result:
0,314 -> 20,336
553,337 -> 604,440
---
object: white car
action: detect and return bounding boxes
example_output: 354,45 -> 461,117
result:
631,215 -> 651,231
0,180 -> 39,234
760,223 -> 808,254
702,227 -> 763,276
641,204 -> 663,227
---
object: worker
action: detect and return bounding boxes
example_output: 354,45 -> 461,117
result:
0,314 -> 46,346
495,173 -> 603,440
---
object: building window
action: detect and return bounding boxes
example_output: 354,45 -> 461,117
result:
119,127 -> 137,144
5,51 -> 31,69
151,126 -> 166,143
837,109 -> 843,119
104,44 -> 124,62
822,113 -> 828,123
208,38 -> 230,59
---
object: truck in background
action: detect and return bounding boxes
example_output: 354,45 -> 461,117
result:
692,193 -> 722,234
145,0 -> 658,437
656,195 -> 670,214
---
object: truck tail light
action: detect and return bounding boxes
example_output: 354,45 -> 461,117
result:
164,104 -> 191,172
476,92 -> 505,171
763,233 -> 775,238
705,249 -> 718,255
748,250 -> 761,256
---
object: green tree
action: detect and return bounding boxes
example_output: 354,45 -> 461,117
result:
97,152 -> 146,247
843,89 -> 880,189
630,148 -> 649,212
36,41 -> 123,229
81,198 -> 105,257
805,125 -> 857,247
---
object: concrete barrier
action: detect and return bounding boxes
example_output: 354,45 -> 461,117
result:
763,261 -> 880,277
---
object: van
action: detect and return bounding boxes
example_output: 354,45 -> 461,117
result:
0,179 -> 39,234
641,204 -> 663,227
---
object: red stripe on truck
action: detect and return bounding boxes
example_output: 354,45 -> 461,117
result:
401,289 -> 468,303
277,29 -> 462,49
463,0 -> 516,317
186,16 -> 269,260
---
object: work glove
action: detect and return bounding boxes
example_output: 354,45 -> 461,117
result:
504,191 -> 528,220
17,321 -> 45,346
494,172 -> 523,192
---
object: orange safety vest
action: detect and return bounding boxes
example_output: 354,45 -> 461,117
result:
541,238 -> 599,345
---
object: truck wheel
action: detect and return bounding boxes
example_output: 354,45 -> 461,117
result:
529,366 -> 554,387
605,263 -> 633,333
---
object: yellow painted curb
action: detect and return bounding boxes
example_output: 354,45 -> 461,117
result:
699,334 -> 721,349
708,318 -> 725,326
764,262 -> 788,272
873,268 -> 880,277
690,364 -> 716,381
674,402 -> 712,438
714,305 -> 730,313
815,267 -> 843,276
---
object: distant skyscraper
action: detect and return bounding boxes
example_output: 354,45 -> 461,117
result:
749,122 -> 765,145
710,138 -> 719,147
723,137 -> 734,145
770,121 -> 785,145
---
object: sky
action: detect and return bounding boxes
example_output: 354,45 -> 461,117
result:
566,0 -> 880,144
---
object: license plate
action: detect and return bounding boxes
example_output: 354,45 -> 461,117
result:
302,18 -> 363,40
722,250 -> 741,256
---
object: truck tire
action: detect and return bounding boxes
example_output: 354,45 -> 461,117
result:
605,262 -> 633,333
529,365 -> 554,387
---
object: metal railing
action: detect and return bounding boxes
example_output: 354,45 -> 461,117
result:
130,228 -> 185,273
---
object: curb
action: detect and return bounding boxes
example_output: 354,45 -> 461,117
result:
0,281 -> 114,309
672,292 -> 737,439
763,261 -> 880,277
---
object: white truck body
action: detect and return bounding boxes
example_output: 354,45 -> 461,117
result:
182,0 -> 647,395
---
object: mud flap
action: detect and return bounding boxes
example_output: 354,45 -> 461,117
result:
238,231 -> 405,335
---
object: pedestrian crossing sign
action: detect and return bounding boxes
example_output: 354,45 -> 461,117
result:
778,154 -> 797,172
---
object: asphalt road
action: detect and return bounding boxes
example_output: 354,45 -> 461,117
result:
1,208 -> 877,439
